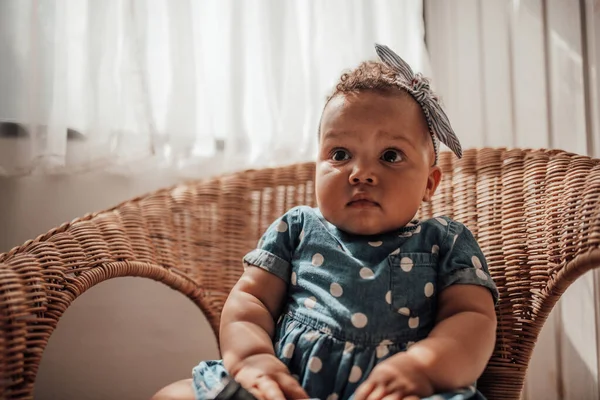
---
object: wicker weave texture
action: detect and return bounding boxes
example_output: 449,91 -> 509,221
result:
0,148 -> 599,399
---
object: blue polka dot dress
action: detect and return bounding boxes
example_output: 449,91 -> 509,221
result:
192,206 -> 499,400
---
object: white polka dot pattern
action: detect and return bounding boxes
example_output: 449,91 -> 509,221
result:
398,307 -> 410,316
276,220 -> 288,232
308,357 -> 323,373
282,343 -> 295,358
400,257 -> 413,272
304,297 -> 317,309
304,331 -> 320,342
424,282 -> 434,297
359,267 -> 375,279
472,255 -> 488,279
344,341 -> 355,354
348,366 -> 362,383
330,282 -> 343,297
408,316 -> 419,329
376,345 -> 389,358
286,321 -> 297,333
312,253 -> 324,266
351,313 -> 368,328
254,209 -> 495,395
291,272 -> 297,285
476,269 -> 488,280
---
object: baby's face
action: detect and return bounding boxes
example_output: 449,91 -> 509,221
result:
316,91 -> 441,235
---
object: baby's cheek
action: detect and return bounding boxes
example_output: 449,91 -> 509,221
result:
317,162 -> 346,183
316,172 -> 345,202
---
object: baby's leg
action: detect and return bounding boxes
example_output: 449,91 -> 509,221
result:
151,379 -> 196,400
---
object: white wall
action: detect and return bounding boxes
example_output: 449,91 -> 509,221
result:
0,167 -> 219,399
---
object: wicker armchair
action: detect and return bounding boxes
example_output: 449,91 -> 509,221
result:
0,148 -> 599,400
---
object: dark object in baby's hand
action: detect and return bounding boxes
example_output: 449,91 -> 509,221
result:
213,378 -> 257,400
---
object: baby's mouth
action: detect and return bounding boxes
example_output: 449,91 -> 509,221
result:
347,199 -> 380,208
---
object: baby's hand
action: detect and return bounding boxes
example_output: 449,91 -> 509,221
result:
353,353 -> 434,400
232,353 -> 308,400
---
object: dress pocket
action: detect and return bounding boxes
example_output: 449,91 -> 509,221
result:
389,252 -> 438,323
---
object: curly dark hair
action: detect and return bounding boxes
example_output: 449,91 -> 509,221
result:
326,61 -> 409,102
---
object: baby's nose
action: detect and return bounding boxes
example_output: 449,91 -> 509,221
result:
352,176 -> 374,184
349,166 -> 377,185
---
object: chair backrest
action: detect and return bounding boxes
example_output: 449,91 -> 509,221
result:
0,148 -> 599,399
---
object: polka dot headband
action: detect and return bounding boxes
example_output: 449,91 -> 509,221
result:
375,44 -> 463,162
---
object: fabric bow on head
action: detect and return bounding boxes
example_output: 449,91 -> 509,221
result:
374,43 -> 463,160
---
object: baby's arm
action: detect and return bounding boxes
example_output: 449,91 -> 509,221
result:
355,284 -> 496,399
406,284 -> 496,388
221,266 -> 285,366
220,266 -> 308,400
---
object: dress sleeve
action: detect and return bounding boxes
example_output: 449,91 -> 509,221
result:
242,207 -> 301,283
437,220 -> 499,304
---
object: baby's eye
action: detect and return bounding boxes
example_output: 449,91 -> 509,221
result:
381,149 -> 404,163
331,149 -> 351,161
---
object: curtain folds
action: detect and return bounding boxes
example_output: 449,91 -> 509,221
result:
0,0 -> 428,176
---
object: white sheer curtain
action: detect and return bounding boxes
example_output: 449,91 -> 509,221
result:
0,0 -> 428,177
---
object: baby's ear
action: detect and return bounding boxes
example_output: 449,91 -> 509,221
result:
423,166 -> 442,202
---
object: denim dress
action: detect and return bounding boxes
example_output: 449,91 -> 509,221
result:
192,206 -> 499,400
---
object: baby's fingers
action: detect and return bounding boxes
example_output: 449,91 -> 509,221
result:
381,394 -> 403,400
356,380 -> 409,400
367,383 -> 394,400
275,373 -> 309,400
353,380 -> 374,400
254,376 -> 286,400
355,381 -> 395,400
